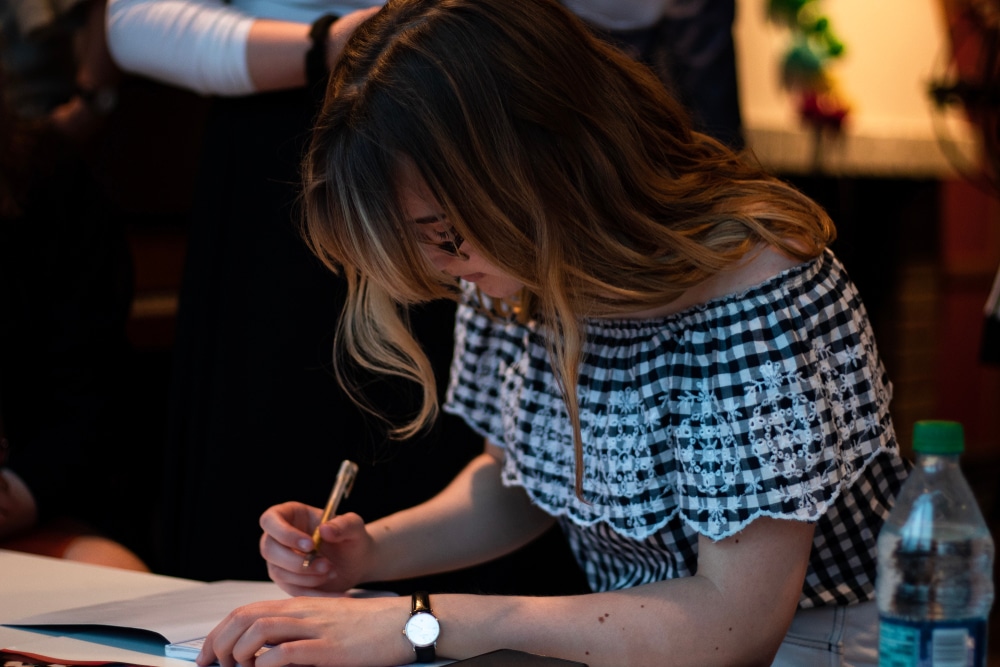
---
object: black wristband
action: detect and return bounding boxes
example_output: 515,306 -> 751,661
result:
306,13 -> 340,91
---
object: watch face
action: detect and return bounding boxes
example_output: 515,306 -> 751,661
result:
404,612 -> 440,647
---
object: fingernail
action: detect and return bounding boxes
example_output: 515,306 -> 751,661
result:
298,538 -> 313,551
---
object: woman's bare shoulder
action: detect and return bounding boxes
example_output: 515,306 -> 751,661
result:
625,245 -> 806,319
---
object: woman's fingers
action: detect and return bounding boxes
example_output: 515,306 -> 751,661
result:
198,597 -> 405,667
259,502 -> 319,549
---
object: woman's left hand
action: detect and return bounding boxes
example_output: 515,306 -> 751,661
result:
196,595 -> 414,667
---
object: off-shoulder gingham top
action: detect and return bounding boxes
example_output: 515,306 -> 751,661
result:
444,249 -> 909,608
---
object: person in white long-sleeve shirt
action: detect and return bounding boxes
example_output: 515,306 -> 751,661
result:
103,0 -> 592,590
106,0 -> 378,95
106,0 -> 741,146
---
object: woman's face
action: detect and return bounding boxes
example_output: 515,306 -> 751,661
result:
396,164 -> 525,300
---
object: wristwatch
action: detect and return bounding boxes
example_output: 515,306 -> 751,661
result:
403,591 -> 440,663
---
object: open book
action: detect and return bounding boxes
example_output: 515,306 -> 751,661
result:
5,581 -> 398,662
5,580 -> 289,658
0,550 -> 443,667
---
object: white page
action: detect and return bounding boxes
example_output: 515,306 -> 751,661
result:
0,550 -> 202,622
5,580 -> 288,643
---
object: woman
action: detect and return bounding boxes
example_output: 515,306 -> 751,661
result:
198,0 -> 907,665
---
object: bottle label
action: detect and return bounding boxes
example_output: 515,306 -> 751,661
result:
878,617 -> 988,667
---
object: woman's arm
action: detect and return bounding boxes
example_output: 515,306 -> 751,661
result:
367,445 -> 557,579
203,512 -> 814,667
105,0 -> 378,95
432,516 -> 815,667
106,0 -> 254,95
244,9 -> 378,91
258,443 -> 556,595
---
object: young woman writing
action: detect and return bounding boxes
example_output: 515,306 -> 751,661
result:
197,1 -> 907,664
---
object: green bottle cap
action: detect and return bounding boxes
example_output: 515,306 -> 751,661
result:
912,420 -> 965,454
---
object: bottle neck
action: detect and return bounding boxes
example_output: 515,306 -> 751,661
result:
914,452 -> 961,469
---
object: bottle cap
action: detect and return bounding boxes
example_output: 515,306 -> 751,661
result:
912,420 -> 965,454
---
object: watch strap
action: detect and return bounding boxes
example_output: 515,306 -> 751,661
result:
413,644 -> 435,663
412,590 -> 432,615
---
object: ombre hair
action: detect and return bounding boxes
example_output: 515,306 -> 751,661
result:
301,0 -> 835,495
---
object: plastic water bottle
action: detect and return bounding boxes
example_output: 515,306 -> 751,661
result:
877,420 -> 995,667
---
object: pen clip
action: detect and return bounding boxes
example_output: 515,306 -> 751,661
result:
334,460 -> 359,501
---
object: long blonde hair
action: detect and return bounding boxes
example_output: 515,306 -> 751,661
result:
302,0 -> 835,495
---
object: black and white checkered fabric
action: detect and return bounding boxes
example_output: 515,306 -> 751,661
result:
444,249 -> 909,608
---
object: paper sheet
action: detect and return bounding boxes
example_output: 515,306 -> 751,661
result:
5,581 -> 287,644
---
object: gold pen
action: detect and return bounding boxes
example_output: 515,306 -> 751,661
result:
302,459 -> 359,568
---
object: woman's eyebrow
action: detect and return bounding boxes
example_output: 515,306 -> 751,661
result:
413,214 -> 446,225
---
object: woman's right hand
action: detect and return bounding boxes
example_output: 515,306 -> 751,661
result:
258,502 -> 375,596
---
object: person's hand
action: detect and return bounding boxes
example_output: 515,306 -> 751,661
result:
0,467 -> 39,541
326,6 -> 381,68
258,502 -> 376,596
47,96 -> 108,143
196,595 -> 413,667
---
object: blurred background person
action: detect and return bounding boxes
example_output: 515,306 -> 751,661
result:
0,0 -> 146,571
563,0 -> 743,149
